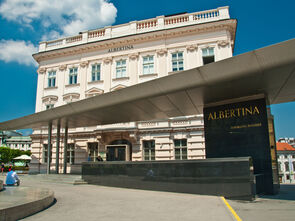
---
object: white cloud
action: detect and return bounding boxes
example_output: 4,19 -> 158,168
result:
0,0 -> 117,40
0,40 -> 38,66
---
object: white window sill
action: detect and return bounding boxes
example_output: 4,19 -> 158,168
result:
139,73 -> 158,78
65,83 -> 80,87
88,80 -> 104,84
112,77 -> 129,81
44,86 -> 58,90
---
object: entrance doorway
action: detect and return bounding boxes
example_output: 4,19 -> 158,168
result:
106,145 -> 127,161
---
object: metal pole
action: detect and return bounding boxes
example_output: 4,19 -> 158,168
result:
47,121 -> 52,174
63,121 -> 68,174
55,119 -> 61,174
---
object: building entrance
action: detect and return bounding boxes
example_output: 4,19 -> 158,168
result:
106,145 -> 129,161
107,145 -> 126,161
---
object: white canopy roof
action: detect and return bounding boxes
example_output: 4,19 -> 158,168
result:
0,38 -> 295,130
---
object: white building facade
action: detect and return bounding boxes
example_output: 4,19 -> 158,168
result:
6,136 -> 32,151
31,7 -> 237,173
277,141 -> 295,183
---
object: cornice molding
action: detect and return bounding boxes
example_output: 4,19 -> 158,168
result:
33,19 -> 236,62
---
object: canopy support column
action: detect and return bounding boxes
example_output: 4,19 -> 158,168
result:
63,121 -> 68,174
47,121 -> 52,174
55,119 -> 61,174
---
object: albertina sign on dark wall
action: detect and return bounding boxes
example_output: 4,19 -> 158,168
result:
204,98 -> 277,194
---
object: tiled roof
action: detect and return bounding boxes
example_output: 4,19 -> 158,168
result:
276,142 -> 295,151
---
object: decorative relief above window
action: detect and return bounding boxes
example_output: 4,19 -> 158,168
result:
156,49 -> 167,56
42,95 -> 58,110
111,84 -> 126,91
59,65 -> 67,71
186,45 -> 198,52
63,93 -> 80,103
217,40 -> 229,47
37,67 -> 46,74
85,87 -> 104,98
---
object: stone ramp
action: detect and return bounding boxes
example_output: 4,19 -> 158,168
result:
0,186 -> 54,221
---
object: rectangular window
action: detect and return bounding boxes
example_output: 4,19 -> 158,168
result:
143,56 -> 154,74
42,144 -> 52,163
48,71 -> 56,87
46,104 -> 54,110
91,64 -> 101,81
143,140 -> 155,161
69,67 -> 78,85
174,139 -> 187,160
116,60 -> 126,78
172,52 -> 184,72
202,48 -> 215,65
67,143 -> 75,164
285,162 -> 289,171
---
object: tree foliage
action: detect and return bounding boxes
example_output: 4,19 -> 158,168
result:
0,146 -> 31,163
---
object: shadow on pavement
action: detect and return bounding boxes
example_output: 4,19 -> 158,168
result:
259,184 -> 295,201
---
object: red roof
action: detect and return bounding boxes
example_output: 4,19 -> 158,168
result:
276,142 -> 295,151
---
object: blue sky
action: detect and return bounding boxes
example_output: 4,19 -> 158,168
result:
0,0 -> 294,138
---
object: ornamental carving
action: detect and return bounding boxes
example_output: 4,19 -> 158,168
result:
156,48 -> 167,56
128,53 -> 139,60
186,45 -> 198,52
37,67 -> 46,74
79,61 -> 89,68
59,64 -> 67,71
217,40 -> 229,47
103,57 -> 112,64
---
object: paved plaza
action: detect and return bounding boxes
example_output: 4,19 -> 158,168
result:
1,174 -> 295,220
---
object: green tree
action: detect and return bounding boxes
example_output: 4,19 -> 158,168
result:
0,147 -> 31,163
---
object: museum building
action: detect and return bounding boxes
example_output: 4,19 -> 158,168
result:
31,6 -> 237,173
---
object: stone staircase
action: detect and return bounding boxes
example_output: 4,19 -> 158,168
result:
21,174 -> 88,185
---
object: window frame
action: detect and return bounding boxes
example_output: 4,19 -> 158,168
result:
142,55 -> 154,75
47,71 -> 56,88
116,59 -> 127,78
174,139 -> 187,160
143,140 -> 155,161
69,67 -> 78,85
46,104 -> 54,110
67,143 -> 75,164
171,52 -> 184,72
202,47 -> 215,65
91,63 -> 101,82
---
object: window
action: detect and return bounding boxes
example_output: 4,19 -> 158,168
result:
202,47 -> 215,65
285,162 -> 289,171
67,143 -> 75,164
91,64 -> 101,81
116,60 -> 126,78
172,52 -> 183,72
174,139 -> 187,160
46,104 -> 54,110
278,162 -> 282,172
293,162 -> 295,171
143,140 -> 155,161
43,144 -> 52,163
286,174 -> 290,180
69,67 -> 78,85
143,56 -> 154,74
48,71 -> 56,87
285,155 -> 288,159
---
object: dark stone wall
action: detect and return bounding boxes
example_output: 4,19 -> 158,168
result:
204,98 -> 275,194
82,157 -> 255,200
